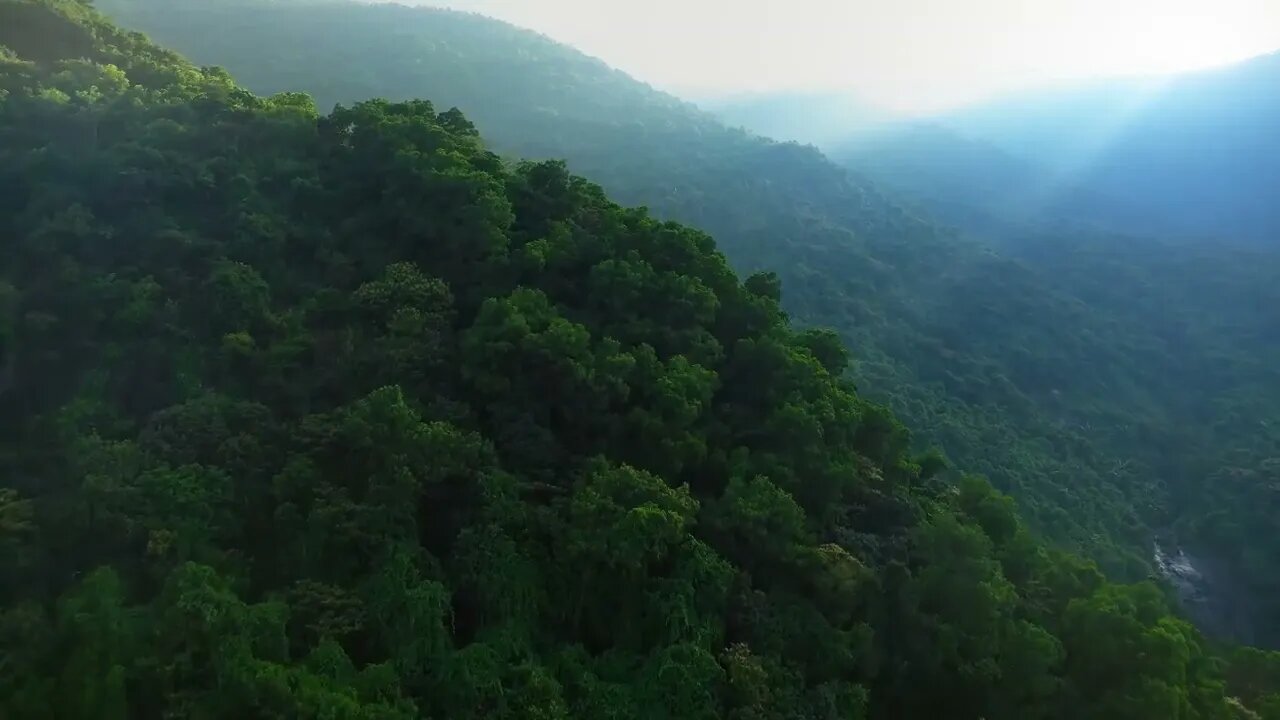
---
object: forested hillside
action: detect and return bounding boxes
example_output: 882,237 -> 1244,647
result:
8,1 -> 1280,716
95,0 -> 1167,578
95,0 -> 1280,647
718,69 -> 1280,647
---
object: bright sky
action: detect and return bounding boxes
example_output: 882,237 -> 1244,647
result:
408,0 -> 1280,114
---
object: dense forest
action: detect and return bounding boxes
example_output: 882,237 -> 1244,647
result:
4,0 -> 1280,717
94,0 -> 1280,647
757,90 -> 1280,650
95,0 -> 1157,576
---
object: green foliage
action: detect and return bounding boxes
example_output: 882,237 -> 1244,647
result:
88,0 -> 1193,584
93,0 -> 1280,644
0,2 -> 1258,719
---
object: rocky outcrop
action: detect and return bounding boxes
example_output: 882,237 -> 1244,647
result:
1155,539 -> 1258,646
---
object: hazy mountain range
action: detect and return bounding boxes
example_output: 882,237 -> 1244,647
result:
713,51 -> 1280,244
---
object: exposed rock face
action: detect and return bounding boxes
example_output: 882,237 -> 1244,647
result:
1154,540 -> 1258,646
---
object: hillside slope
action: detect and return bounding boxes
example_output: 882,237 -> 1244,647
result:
92,0 -> 1186,578
6,1 -> 1274,717
681,43 -> 1280,647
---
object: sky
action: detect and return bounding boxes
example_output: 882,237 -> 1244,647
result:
404,0 -> 1280,114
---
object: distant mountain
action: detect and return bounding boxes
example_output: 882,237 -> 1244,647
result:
704,90 -> 889,148
702,101 -> 1176,247
934,53 -> 1280,243
826,122 -> 1165,242
724,55 -> 1280,245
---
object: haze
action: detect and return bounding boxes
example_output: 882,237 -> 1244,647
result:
398,0 -> 1280,113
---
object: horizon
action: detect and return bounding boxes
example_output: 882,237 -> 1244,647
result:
399,0 -> 1280,114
